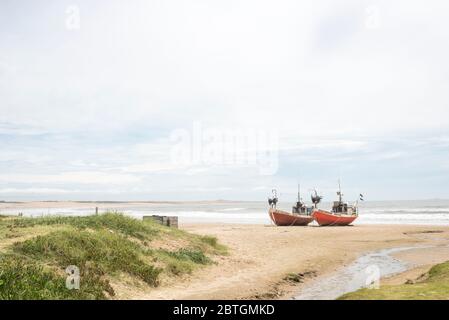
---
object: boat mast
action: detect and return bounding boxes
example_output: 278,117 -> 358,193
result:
338,179 -> 342,203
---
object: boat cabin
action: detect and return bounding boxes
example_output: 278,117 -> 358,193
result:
292,201 -> 313,215
331,201 -> 357,215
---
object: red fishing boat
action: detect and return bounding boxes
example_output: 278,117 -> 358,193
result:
312,209 -> 357,226
268,187 -> 314,226
312,182 -> 360,226
269,208 -> 314,226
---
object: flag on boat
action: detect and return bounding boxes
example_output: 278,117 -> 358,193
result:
359,194 -> 364,201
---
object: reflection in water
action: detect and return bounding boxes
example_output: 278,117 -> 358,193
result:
294,247 -> 420,300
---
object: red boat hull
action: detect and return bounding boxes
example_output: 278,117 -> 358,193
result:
269,208 -> 314,226
312,209 -> 357,226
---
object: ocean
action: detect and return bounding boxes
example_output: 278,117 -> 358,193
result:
1,200 -> 449,225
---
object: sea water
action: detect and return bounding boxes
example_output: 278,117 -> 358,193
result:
1,200 -> 449,225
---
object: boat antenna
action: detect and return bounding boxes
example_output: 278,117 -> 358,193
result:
337,179 -> 343,203
297,182 -> 301,202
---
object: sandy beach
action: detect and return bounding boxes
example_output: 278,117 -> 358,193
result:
3,202 -> 449,299
129,223 -> 449,300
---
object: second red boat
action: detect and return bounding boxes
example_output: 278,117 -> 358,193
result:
312,209 -> 357,226
312,182 -> 359,226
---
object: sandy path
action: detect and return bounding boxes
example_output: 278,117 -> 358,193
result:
131,224 -> 449,300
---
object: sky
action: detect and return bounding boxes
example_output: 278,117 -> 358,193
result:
1,0 -> 449,201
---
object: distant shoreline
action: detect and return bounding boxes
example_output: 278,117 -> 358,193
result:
2,199 -> 449,204
0,200 -> 260,205
3,200 -> 449,226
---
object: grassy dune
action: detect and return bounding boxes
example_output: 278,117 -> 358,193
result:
339,261 -> 449,300
0,213 -> 226,300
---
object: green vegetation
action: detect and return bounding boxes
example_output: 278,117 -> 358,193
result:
168,248 -> 211,264
339,261 -> 449,300
0,255 -> 109,300
0,213 -> 226,300
8,212 -> 158,240
14,230 -> 161,286
199,235 -> 227,254
155,248 -> 212,275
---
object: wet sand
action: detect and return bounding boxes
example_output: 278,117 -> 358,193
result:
382,241 -> 449,286
130,224 -> 449,300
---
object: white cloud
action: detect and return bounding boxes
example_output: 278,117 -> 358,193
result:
0,188 -> 75,194
1,0 -> 449,200
2,0 -> 449,135
0,172 -> 140,185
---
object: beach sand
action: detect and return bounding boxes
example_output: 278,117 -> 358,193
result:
3,202 -> 449,299
129,224 -> 449,300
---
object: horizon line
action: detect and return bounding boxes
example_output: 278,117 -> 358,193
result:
1,198 -> 449,203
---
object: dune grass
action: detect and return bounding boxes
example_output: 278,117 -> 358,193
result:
0,213 -> 225,300
0,255 -> 111,300
154,248 -> 212,275
339,261 -> 449,300
198,235 -> 227,254
13,229 -> 162,286
8,212 -> 158,240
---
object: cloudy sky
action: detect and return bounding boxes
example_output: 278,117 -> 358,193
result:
1,0 -> 449,201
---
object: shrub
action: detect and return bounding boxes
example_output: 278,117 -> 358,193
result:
168,249 -> 211,265
10,213 -> 158,240
14,229 -> 162,286
0,255 -> 109,300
